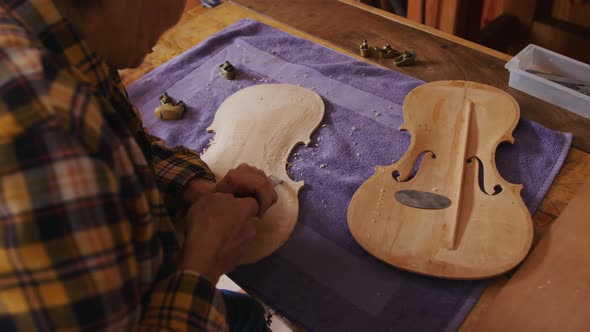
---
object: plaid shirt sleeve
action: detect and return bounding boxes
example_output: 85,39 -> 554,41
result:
117,85 -> 217,206
113,70 -> 216,202
0,119 -> 227,331
145,129 -> 217,198
141,271 -> 228,331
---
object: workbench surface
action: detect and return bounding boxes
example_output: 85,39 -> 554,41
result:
119,2 -> 590,330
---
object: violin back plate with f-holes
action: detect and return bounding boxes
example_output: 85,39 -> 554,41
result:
348,81 -> 533,279
202,84 -> 325,264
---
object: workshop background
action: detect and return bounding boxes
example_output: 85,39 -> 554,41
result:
361,0 -> 590,64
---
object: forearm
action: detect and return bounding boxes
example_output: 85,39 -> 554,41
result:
182,176 -> 216,206
150,140 -> 216,195
145,132 -> 217,213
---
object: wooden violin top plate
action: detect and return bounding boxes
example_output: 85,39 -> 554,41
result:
201,84 -> 325,264
348,81 -> 533,279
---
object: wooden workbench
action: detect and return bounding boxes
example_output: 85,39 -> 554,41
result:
119,1 -> 590,330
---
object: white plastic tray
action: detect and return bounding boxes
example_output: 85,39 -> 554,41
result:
505,44 -> 590,120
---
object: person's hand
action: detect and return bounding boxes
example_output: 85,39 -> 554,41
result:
215,163 -> 278,217
182,177 -> 216,205
179,193 -> 259,283
182,164 -> 278,217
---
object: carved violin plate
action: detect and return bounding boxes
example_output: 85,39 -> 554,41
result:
201,84 -> 325,264
347,81 -> 533,279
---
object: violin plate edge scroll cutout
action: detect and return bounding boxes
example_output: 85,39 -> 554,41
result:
347,80 -> 533,280
201,84 -> 325,265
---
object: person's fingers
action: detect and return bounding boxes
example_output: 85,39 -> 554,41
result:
254,180 -> 276,217
237,164 -> 267,185
180,192 -> 265,279
250,165 -> 267,178
216,166 -> 267,194
215,169 -> 239,194
216,165 -> 279,217
235,196 -> 259,218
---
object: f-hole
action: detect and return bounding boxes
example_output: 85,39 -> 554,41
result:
392,151 -> 437,182
467,157 -> 503,195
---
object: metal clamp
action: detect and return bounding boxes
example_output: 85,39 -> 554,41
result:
154,92 -> 186,120
201,0 -> 221,8
393,51 -> 416,66
219,61 -> 237,80
360,39 -> 370,58
374,44 -> 401,59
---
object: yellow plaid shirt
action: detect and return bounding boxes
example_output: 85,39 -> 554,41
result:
0,0 -> 228,330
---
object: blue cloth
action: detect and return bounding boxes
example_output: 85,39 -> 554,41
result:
128,19 -> 572,332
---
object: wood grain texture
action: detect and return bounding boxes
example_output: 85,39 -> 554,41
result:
407,0 -> 461,34
433,0 -> 461,34
347,0 -> 512,61
119,3 -> 363,86
475,178 -> 590,331
531,148 -> 590,243
201,84 -> 325,264
348,81 -> 533,279
552,0 -> 590,29
231,0 -> 590,153
530,21 -> 590,64
407,0 -> 422,24
116,3 -> 590,329
461,148 -> 590,331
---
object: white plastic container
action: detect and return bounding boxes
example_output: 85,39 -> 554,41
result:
505,44 -> 590,120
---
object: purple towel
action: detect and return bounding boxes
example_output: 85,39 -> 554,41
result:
128,19 -> 571,332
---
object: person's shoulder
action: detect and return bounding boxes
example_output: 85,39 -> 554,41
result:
0,10 -> 79,142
